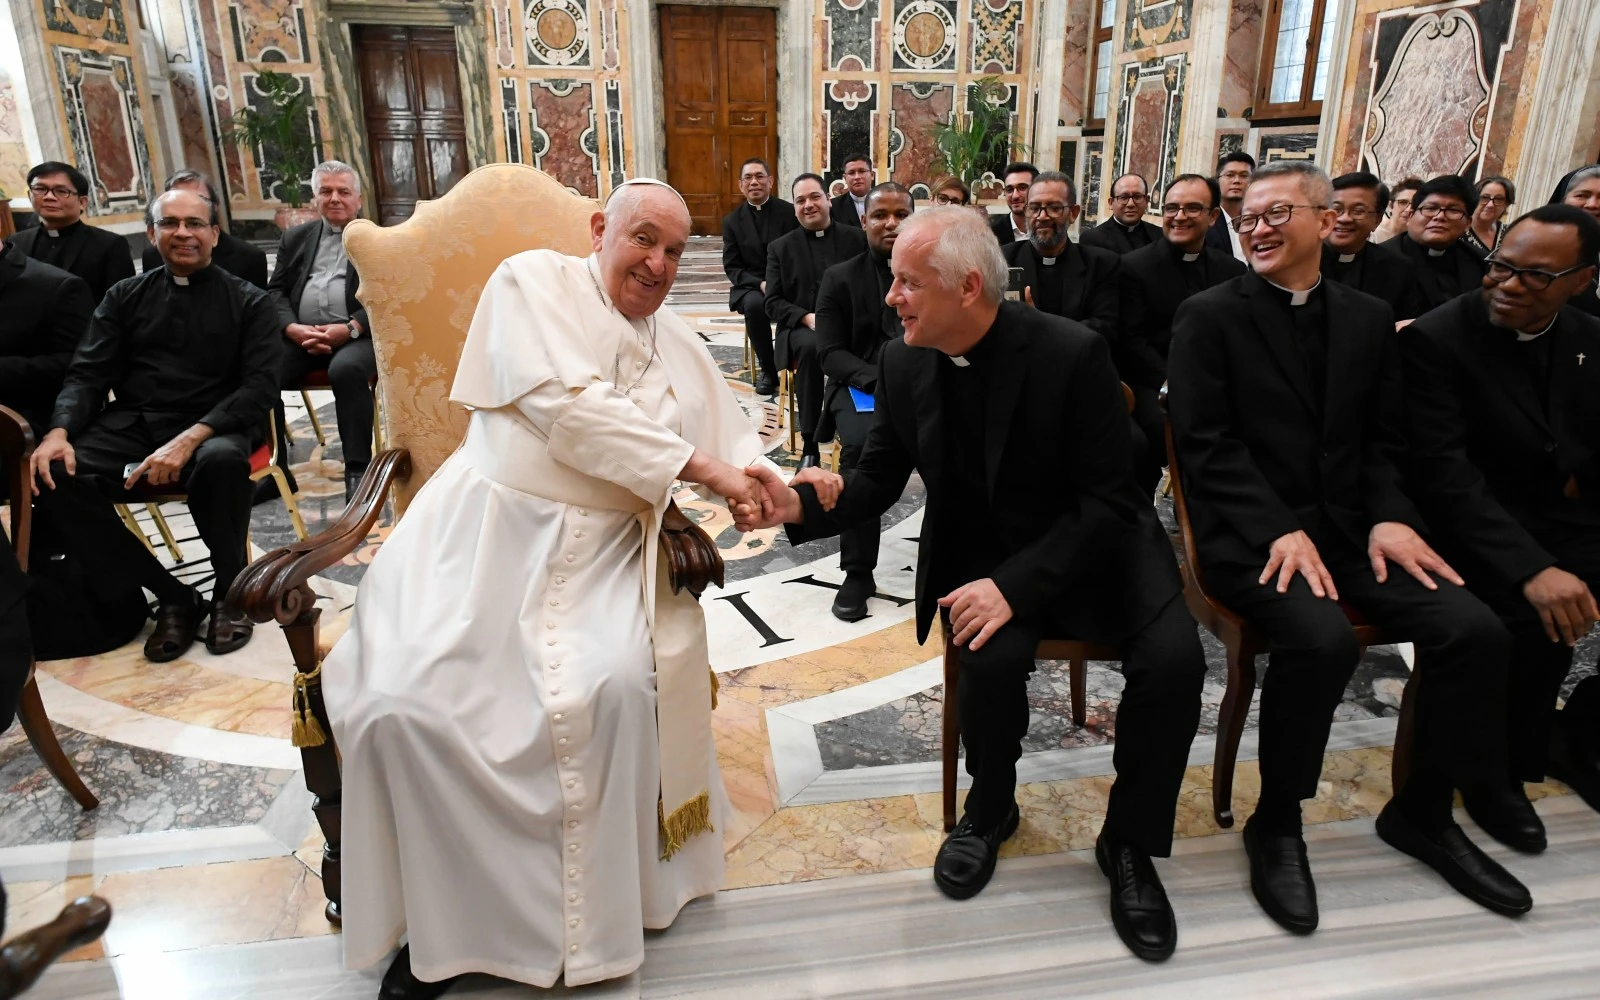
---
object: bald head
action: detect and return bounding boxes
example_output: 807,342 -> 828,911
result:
603,181 -> 691,230
589,181 -> 691,319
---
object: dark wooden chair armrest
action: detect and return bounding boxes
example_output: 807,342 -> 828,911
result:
226,447 -> 411,625
661,499 -> 724,597
0,406 -> 35,571
0,896 -> 111,998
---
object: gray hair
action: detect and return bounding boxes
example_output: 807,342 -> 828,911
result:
603,179 -> 691,229
1031,170 -> 1078,206
899,206 -> 1007,305
1568,165 -> 1600,191
1250,160 -> 1334,207
150,187 -> 219,226
311,160 -> 361,195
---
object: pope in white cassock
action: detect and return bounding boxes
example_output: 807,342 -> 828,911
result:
322,179 -> 777,998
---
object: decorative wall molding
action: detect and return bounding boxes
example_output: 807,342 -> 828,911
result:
1514,0 -> 1600,206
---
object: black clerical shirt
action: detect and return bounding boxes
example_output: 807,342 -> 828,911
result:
1265,277 -> 1330,411
1116,221 -> 1155,250
1033,249 -> 1067,316
27,220 -> 83,270
936,332 -> 999,592
1514,321 -> 1557,413
51,264 -> 282,441
1167,239 -> 1217,298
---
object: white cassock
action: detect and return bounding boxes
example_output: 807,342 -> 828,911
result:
322,248 -> 766,987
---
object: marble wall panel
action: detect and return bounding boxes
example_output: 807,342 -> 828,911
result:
43,0 -> 129,44
1219,0 -> 1262,117
1059,0 -> 1090,125
1082,137 -> 1103,224
240,69 -> 318,203
500,76 -> 522,161
527,77 -> 597,196
1113,54 -> 1183,202
888,81 -> 952,192
1123,0 -> 1191,53
492,0 -> 518,70
603,78 -> 623,187
1125,85 -> 1166,185
0,67 -> 30,198
823,79 -> 878,187
971,0 -> 1024,75
825,0 -> 879,73
594,0 -> 620,71
190,0 -> 248,198
1365,9 -> 1490,181
524,0 -> 591,69
891,0 -> 957,72
1215,128 -> 1246,162
1256,126 -> 1317,164
53,46 -> 152,214
228,0 -> 311,63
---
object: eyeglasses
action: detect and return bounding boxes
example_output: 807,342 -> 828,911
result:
30,184 -> 78,199
1025,202 -> 1068,218
932,193 -> 967,205
1110,192 -> 1148,203
1232,203 -> 1324,233
1478,194 -> 1508,206
154,217 -> 214,232
1002,183 -> 1031,195
741,172 -> 769,182
1331,203 -> 1374,220
1483,253 -> 1591,292
1162,202 -> 1211,218
1416,203 -> 1467,220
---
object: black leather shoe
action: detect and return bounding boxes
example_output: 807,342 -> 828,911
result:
1546,727 -> 1600,815
380,946 -> 461,999
203,600 -> 254,656
1462,784 -> 1547,854
144,588 -> 208,663
1242,817 -> 1318,934
798,451 -> 820,470
1375,803 -> 1532,917
1095,835 -> 1177,962
933,804 -> 1019,900
753,374 -> 778,397
830,572 -> 874,622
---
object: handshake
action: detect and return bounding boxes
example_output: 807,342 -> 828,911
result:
693,458 -> 844,532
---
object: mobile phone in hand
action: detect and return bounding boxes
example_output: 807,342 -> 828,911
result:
1005,266 -> 1024,302
123,462 -> 141,483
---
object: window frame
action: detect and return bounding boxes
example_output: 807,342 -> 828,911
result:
1252,0 -> 1336,122
1086,0 -> 1116,132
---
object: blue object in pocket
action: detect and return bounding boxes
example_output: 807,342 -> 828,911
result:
847,386 -> 876,413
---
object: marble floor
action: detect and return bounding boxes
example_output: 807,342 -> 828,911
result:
6,236 -> 1598,996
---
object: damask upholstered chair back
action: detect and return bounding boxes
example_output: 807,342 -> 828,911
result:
342,164 -> 599,514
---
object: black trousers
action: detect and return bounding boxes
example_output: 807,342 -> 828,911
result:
1207,527 -> 1511,812
829,391 -> 881,577
1128,383 -> 1166,498
0,539 -> 28,734
954,594 -> 1206,856
34,417 -> 254,602
737,292 -> 776,380
786,327 -> 824,446
278,335 -> 377,472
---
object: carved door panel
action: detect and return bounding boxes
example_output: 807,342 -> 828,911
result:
353,25 -> 470,226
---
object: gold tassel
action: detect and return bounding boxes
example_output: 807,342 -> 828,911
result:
291,662 -> 327,748
708,668 -> 719,711
657,791 -> 714,860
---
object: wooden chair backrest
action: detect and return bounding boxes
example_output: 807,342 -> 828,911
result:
341,164 -> 599,515
0,406 -> 33,571
1161,412 -> 1243,637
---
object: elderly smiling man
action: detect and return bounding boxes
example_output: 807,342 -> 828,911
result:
324,179 -> 786,999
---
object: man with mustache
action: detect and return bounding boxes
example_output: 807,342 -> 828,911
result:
1169,160 -> 1531,937
1321,172 -> 1425,323
765,173 -> 868,466
1393,174 -> 1486,313
723,158 -> 800,397
1081,172 -> 1162,255
1001,170 -> 1121,345
1402,204 -> 1600,830
812,183 -> 913,621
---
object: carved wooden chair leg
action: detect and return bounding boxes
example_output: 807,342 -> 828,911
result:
941,629 -> 960,832
301,390 -> 327,446
1391,667 -> 1421,796
17,676 -> 97,810
115,504 -> 156,557
1069,658 -> 1087,728
282,601 -> 343,923
1213,634 -> 1260,829
0,895 -> 112,998
146,503 -> 183,563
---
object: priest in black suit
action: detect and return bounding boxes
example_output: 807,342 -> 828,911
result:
1322,172 -> 1425,322
1119,174 -> 1245,494
1402,204 -> 1600,827
12,161 -> 134,302
812,183 -> 914,621
1393,174 -> 1485,313
1554,164 -> 1600,318
0,240 -> 94,443
1081,172 -> 1162,255
1001,170 -> 1121,345
987,162 -> 1036,246
764,174 -> 867,465
737,206 -> 1205,963
140,171 -> 267,288
829,153 -> 874,229
1169,161 -> 1531,936
722,158 -> 799,396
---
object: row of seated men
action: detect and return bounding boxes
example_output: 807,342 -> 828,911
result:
740,159 -> 1598,963
0,158 -> 382,663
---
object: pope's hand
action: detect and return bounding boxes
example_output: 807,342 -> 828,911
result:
791,465 -> 843,510
730,463 -> 800,531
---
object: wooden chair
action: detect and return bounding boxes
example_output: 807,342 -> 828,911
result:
1161,414 -> 1419,827
226,165 -> 724,923
0,405 -> 98,810
0,895 -> 111,998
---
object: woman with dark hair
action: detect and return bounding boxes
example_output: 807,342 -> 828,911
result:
1464,175 -> 1515,257
1373,176 -> 1423,243
1553,165 -> 1600,316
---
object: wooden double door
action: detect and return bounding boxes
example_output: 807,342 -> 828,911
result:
659,6 -> 779,235
352,25 -> 470,225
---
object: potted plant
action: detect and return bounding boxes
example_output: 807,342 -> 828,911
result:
926,76 -> 1029,201
221,68 -> 319,231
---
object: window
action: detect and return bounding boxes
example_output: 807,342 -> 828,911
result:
1087,0 -> 1117,130
1255,0 -> 1340,120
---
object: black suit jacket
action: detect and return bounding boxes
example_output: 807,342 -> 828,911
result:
988,213 -> 1021,246
721,198 -> 798,310
830,193 -> 864,229
1168,272 -> 1420,572
790,302 -> 1180,642
268,219 -> 370,333
142,231 -> 268,289
1117,239 -> 1246,388
0,241 -> 94,435
1204,212 -> 1235,257
1393,234 -> 1484,314
1001,238 -> 1121,345
1402,293 -> 1600,588
1321,240 -> 1426,321
1081,218 -> 1162,255
764,224 -> 867,370
815,250 -> 897,411
9,222 -> 135,303
1566,280 -> 1600,319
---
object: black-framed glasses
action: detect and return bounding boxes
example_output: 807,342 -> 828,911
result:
1331,203 -> 1375,220
153,217 -> 214,232
30,184 -> 77,199
1477,194 -> 1508,206
1483,253 -> 1591,292
932,192 -> 967,205
1025,202 -> 1068,218
1416,203 -> 1467,220
1162,202 -> 1210,218
1232,203 -> 1323,233
1111,192 -> 1148,203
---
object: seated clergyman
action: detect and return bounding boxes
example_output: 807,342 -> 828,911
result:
735,206 -> 1207,964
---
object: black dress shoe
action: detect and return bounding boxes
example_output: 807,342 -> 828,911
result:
798,451 -> 820,470
753,374 -> 778,397
380,945 -> 461,999
144,588 -> 208,663
933,804 -> 1019,900
1462,784 -> 1547,854
204,601 -> 254,656
1546,727 -> 1600,814
830,572 -> 874,623
1095,835 -> 1177,962
1242,817 -> 1318,934
1375,804 -> 1532,917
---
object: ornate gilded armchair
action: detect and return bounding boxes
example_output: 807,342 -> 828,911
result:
227,165 -> 721,921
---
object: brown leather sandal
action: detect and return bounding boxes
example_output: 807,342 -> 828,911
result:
144,589 -> 207,663
204,601 -> 254,656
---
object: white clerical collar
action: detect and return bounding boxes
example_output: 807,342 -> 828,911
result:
1515,315 -> 1559,342
812,228 -> 825,238
1117,220 -> 1140,232
1182,252 -> 1200,262
852,194 -> 865,208
1428,247 -> 1447,257
1265,274 -> 1322,306
171,274 -> 190,285
1338,252 -> 1357,264
45,227 -> 61,238
1042,256 -> 1057,266
949,354 -> 971,367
